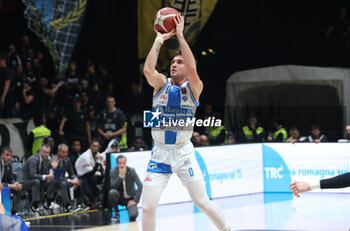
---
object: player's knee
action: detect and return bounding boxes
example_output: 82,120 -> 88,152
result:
142,202 -> 157,215
192,197 -> 210,211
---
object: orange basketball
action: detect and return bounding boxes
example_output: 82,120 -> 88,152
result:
153,7 -> 179,34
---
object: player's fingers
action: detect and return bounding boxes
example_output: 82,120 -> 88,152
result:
289,182 -> 295,188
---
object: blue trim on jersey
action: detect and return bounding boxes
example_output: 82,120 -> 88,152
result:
187,82 -> 200,106
164,85 -> 181,144
164,131 -> 177,144
152,81 -> 169,100
167,85 -> 181,107
147,160 -> 173,173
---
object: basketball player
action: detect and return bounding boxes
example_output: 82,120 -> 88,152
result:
142,13 -> 231,231
289,172 -> 350,197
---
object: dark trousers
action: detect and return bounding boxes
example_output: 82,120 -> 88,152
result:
80,175 -> 103,202
46,179 -> 70,206
109,189 -> 138,221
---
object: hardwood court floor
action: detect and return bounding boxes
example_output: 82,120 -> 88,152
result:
28,193 -> 350,231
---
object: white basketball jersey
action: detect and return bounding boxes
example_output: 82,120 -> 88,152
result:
152,78 -> 199,145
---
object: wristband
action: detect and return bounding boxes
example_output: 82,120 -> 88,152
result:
155,37 -> 164,45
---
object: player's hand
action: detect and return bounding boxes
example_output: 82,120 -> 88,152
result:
289,181 -> 311,197
174,13 -> 184,37
154,28 -> 175,41
119,166 -> 126,178
127,200 -> 137,208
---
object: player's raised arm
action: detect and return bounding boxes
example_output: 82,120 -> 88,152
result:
143,29 -> 175,93
174,13 -> 203,101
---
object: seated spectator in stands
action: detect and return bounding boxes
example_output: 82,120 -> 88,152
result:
47,144 -> 81,213
191,131 -> 201,147
338,125 -> 350,142
69,139 -> 82,175
241,115 -> 265,143
109,155 -> 142,222
97,139 -> 119,171
128,136 -> 145,152
199,134 -> 208,147
306,124 -> 328,143
226,132 -> 236,145
1,147 -> 22,214
208,113 -> 228,145
59,97 -> 91,149
287,126 -> 307,143
271,117 -> 288,142
98,96 -> 126,151
75,140 -> 104,207
17,144 -> 55,215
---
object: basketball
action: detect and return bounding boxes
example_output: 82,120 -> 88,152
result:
153,7 -> 179,34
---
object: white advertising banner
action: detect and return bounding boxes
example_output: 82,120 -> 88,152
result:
111,143 -> 263,205
263,143 -> 350,193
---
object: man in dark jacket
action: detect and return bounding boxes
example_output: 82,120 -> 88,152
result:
109,155 -> 143,222
17,144 -> 56,214
47,143 -> 80,213
1,147 -> 22,214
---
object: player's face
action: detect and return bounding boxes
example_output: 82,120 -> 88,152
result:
170,55 -> 186,79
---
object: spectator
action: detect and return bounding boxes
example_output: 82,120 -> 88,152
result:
109,155 -> 143,222
68,139 -> 82,175
17,144 -> 55,215
128,136 -> 145,151
0,147 -> 22,215
27,114 -> 51,157
207,113 -> 228,145
24,59 -> 37,84
46,144 -> 81,213
66,60 -> 80,85
191,131 -> 201,147
0,52 -> 15,118
6,43 -> 22,71
226,132 -> 236,145
241,115 -> 265,143
98,96 -> 126,151
75,140 -> 104,206
20,79 -> 43,119
33,51 -> 44,77
306,124 -> 328,143
199,134 -> 208,147
58,97 -> 91,149
287,126 -> 307,143
80,90 -> 92,113
20,35 -> 31,64
98,62 -> 113,103
338,125 -> 350,142
87,105 -> 100,141
271,117 -> 287,142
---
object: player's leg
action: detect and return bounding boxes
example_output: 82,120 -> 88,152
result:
142,172 -> 170,231
175,148 -> 230,231
186,180 -> 230,231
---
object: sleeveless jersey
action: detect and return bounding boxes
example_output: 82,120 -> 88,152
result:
152,78 -> 199,145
